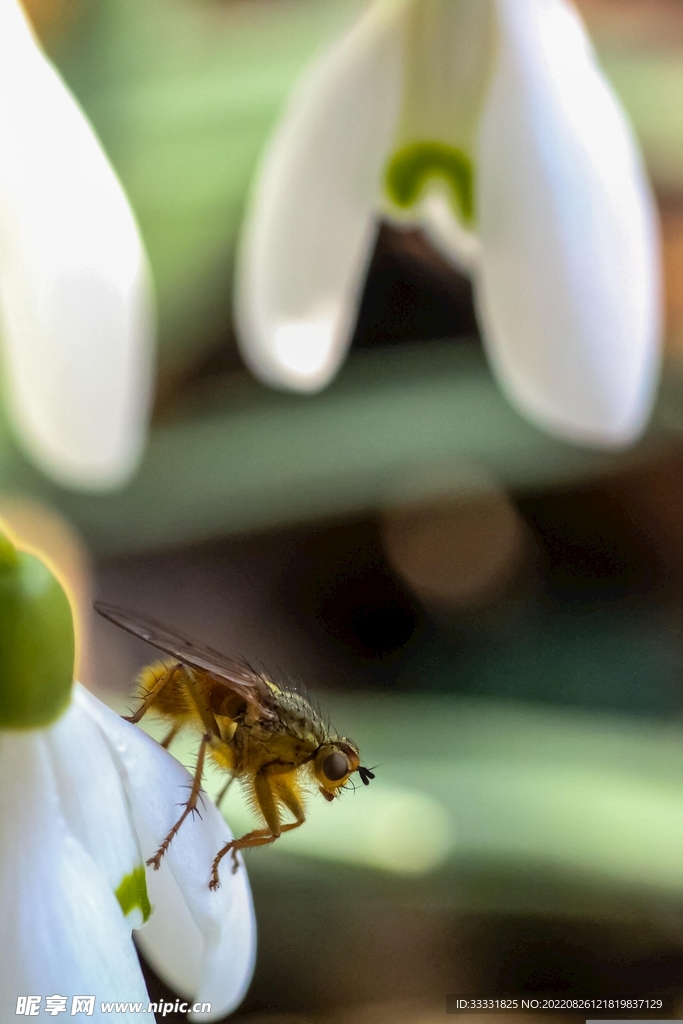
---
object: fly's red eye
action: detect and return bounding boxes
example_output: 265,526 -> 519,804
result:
322,751 -> 349,781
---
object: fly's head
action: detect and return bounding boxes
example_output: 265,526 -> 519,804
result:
313,738 -> 375,801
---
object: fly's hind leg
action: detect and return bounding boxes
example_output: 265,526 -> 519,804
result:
209,772 -> 305,890
147,733 -> 210,871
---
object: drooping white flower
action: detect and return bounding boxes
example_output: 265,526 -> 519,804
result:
236,0 -> 661,448
0,530 -> 254,1022
0,685 -> 256,1023
0,0 -> 154,489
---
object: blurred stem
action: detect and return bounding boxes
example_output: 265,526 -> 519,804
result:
2,341 -> 682,557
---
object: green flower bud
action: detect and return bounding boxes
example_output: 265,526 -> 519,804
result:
0,531 -> 75,728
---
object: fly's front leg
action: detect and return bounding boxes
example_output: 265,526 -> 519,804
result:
147,734 -> 209,871
210,771 -> 281,889
274,779 -> 306,834
209,773 -> 305,890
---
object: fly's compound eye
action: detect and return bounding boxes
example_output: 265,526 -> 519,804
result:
322,751 -> 349,782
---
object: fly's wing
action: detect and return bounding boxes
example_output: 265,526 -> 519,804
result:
94,601 -> 275,717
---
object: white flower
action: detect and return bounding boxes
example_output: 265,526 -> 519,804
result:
0,0 -> 154,489
0,684 -> 256,1023
235,0 -> 661,448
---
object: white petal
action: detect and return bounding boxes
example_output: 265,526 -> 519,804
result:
134,857 -> 204,1004
77,687 -> 256,1021
475,0 -> 661,447
45,698 -> 147,928
235,0 -> 407,392
384,0 -> 492,270
0,0 -> 154,489
418,186 -> 482,272
0,728 -> 149,1021
135,850 -> 255,1024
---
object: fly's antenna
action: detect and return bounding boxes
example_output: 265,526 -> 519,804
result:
358,766 -> 376,786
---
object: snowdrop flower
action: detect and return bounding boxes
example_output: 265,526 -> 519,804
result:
0,0 -> 154,489
236,0 -> 661,447
0,531 -> 255,1022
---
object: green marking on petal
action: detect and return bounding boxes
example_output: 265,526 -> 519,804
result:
385,141 -> 475,226
115,866 -> 151,923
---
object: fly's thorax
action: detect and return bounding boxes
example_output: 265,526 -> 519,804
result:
230,719 -> 320,777
267,683 -> 330,747
250,679 -> 362,787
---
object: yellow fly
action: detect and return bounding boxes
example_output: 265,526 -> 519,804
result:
95,602 -> 374,889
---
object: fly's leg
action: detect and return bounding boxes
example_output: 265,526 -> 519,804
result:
209,773 -> 305,890
179,666 -> 221,740
274,779 -> 306,830
215,775 -> 236,810
124,664 -> 177,724
210,771 -> 280,889
210,828 -> 281,888
148,668 -> 223,868
160,721 -> 182,749
147,733 -> 210,871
